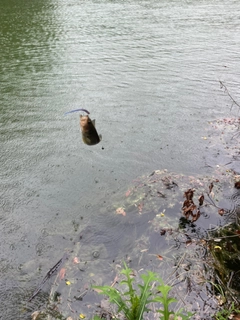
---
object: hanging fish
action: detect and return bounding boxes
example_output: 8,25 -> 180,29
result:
80,114 -> 102,146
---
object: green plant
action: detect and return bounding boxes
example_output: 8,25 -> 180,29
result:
92,262 -> 193,320
214,302 -> 240,320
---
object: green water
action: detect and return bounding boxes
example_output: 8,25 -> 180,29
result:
0,0 -> 240,318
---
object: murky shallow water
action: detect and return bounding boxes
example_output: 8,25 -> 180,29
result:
0,0 -> 240,318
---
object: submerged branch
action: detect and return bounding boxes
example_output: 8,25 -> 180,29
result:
219,80 -> 240,111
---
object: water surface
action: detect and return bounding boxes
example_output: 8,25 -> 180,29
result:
0,0 -> 240,318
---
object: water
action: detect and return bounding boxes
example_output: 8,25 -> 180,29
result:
0,0 -> 240,318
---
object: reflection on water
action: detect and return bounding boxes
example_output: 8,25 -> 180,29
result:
0,0 -> 240,318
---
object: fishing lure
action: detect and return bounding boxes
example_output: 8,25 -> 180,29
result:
64,108 -> 90,115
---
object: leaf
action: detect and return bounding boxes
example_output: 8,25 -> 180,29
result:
184,189 -> 194,201
160,229 -> 166,236
65,280 -> 71,285
198,194 -> 204,206
125,189 -> 131,197
209,182 -> 214,193
59,268 -> 66,280
73,257 -> 80,264
137,271 -> 160,319
234,181 -> 240,189
182,203 -> 196,214
156,255 -> 163,260
218,208 -> 225,216
191,210 -> 201,222
116,207 -> 126,216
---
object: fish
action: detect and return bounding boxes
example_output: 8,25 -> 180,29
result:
80,115 -> 102,146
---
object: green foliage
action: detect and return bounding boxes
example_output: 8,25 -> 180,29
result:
214,302 -> 240,320
92,262 -> 193,320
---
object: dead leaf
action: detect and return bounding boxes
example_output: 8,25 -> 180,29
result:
198,194 -> 204,206
31,311 -> 41,320
116,207 -> 126,216
183,203 -> 196,214
186,240 -> 192,246
235,181 -> 240,189
73,257 -> 80,264
160,229 -> 166,236
192,210 -> 201,222
218,208 -> 225,216
184,189 -> 194,201
209,182 -> 214,193
125,190 -> 131,197
138,202 -> 144,213
156,254 -> 163,260
93,288 -> 103,293
59,268 -> 66,280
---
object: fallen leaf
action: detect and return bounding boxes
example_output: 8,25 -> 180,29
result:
191,210 -> 201,222
137,202 -> 144,213
65,280 -> 71,285
59,268 -> 66,280
156,254 -> 163,260
186,240 -> 192,246
31,311 -> 41,320
116,207 -> 126,216
209,182 -> 214,193
184,189 -> 194,201
79,314 -> 86,319
218,208 -> 225,216
73,257 -> 80,264
198,194 -> 204,206
125,190 -> 131,197
93,288 -> 103,293
183,203 -> 196,214
235,181 -> 240,189
160,229 -> 166,236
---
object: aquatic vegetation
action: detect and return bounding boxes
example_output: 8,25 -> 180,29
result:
214,302 -> 240,320
206,222 -> 240,306
92,262 -> 193,320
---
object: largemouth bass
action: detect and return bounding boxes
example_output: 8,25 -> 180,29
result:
80,115 -> 102,146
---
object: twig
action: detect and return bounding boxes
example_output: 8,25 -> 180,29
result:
219,80 -> 240,110
28,252 -> 68,302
